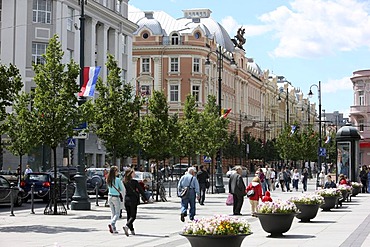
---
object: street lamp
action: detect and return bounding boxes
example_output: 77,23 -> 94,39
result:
308,81 -> 322,189
205,45 -> 236,193
71,0 -> 90,211
277,87 -> 289,125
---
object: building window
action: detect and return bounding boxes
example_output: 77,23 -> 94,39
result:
170,57 -> 179,72
121,69 -> 127,84
358,119 -> 364,132
67,49 -> 73,61
0,0 -> 2,22
359,91 -> 364,106
192,85 -> 200,102
193,57 -> 200,73
67,7 -> 74,31
142,32 -> 149,39
194,32 -> 201,39
141,58 -> 150,73
102,0 -> 108,7
140,85 -> 150,97
32,43 -> 47,64
122,34 -> 127,54
170,85 -> 179,102
33,0 -> 52,24
115,0 -> 121,12
171,33 -> 179,45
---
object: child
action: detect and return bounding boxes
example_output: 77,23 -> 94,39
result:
246,177 -> 263,217
262,191 -> 273,202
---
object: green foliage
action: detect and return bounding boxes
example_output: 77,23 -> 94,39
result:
179,95 -> 202,163
32,34 -> 80,150
5,92 -> 35,157
135,90 -> 172,162
92,54 -> 141,162
0,63 -> 23,132
223,130 -> 239,160
199,95 -> 229,158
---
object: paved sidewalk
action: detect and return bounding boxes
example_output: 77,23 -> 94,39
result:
0,178 -> 369,247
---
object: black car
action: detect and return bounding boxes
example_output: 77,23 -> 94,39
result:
20,172 -> 75,202
0,175 -> 23,207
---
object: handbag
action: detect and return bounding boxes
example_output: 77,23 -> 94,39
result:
205,180 -> 210,189
246,189 -> 255,198
179,177 -> 193,198
226,193 -> 233,206
112,183 -> 123,202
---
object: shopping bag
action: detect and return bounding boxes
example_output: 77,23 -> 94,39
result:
226,193 -> 234,206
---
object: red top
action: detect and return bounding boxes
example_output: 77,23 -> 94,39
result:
262,191 -> 273,202
339,179 -> 347,185
246,182 -> 263,201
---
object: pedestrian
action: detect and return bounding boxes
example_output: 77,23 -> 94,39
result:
269,167 -> 276,190
324,175 -> 336,189
178,167 -> 200,222
106,166 -> 125,234
228,166 -> 246,215
292,169 -> 300,191
258,168 -> 267,195
318,171 -> 325,188
122,168 -> 148,236
283,167 -> 292,192
359,165 -> 368,193
196,165 -> 209,205
277,169 -> 285,192
262,190 -> 273,202
246,176 -> 263,217
24,165 -> 33,176
301,168 -> 308,192
265,165 -> 271,191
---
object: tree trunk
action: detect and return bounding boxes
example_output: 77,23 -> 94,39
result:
53,146 -> 57,215
19,155 -> 23,186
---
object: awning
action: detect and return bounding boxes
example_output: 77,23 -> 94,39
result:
360,142 -> 370,148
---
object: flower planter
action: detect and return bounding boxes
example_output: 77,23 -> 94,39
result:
180,233 -> 251,247
255,213 -> 295,237
320,196 -> 338,211
340,190 -> 348,201
352,187 -> 361,197
295,204 -> 320,222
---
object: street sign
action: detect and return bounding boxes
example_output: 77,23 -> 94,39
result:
73,132 -> 88,139
319,147 -> 326,157
203,156 -> 212,163
73,122 -> 87,131
67,138 -> 76,149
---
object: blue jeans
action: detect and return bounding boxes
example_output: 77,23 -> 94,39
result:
108,196 -> 121,230
181,188 -> 196,220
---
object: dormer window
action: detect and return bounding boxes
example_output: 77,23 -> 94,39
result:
194,32 -> 201,39
171,33 -> 179,45
142,32 -> 149,39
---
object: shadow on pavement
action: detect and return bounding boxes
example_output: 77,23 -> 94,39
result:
0,225 -> 96,234
72,215 -> 111,220
267,234 -> 315,239
299,220 -> 337,223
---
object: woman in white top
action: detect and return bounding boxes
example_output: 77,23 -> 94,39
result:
292,169 -> 300,191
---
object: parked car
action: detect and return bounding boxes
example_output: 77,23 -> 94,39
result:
47,166 -> 78,181
226,166 -> 248,178
0,175 -> 24,207
20,172 -> 75,202
171,164 -> 189,176
86,168 -> 109,197
0,170 -> 18,184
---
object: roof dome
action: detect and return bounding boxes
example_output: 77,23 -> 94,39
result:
247,58 -> 263,76
336,124 -> 361,141
135,16 -> 165,35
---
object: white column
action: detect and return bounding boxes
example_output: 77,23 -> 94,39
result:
153,57 -> 161,91
96,24 -> 109,81
85,18 -> 97,67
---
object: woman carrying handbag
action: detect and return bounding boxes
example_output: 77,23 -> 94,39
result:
107,166 -> 125,234
122,168 -> 148,236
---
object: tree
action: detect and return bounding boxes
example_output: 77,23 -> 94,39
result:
92,54 -> 141,164
32,34 -> 80,214
0,63 -> 23,169
5,92 -> 35,183
179,95 -> 202,165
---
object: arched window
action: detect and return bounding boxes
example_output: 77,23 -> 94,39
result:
171,33 -> 179,45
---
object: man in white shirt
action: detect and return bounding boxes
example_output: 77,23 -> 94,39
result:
24,165 -> 33,176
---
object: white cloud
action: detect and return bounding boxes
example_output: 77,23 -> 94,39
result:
221,16 -> 271,38
322,77 -> 353,93
128,5 -> 142,14
258,0 -> 370,58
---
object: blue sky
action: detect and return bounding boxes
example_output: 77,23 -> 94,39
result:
128,0 -> 370,117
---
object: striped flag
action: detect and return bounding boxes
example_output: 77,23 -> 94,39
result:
220,108 -> 232,119
290,125 -> 296,136
325,136 -> 331,144
78,66 -> 101,97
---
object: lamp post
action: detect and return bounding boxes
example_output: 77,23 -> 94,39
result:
71,0 -> 90,210
308,81 -> 322,189
205,45 -> 236,193
277,87 -> 289,125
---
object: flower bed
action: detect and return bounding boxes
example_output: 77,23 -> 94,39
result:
257,200 -> 298,214
351,182 -> 362,188
290,194 -> 324,205
182,215 -> 251,236
316,188 -> 341,197
338,184 -> 352,192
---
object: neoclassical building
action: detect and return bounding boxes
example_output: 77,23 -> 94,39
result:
128,8 -> 314,148
0,0 -> 137,170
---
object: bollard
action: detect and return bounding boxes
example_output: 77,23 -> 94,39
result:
31,183 -> 35,214
95,182 -> 99,206
10,185 -> 15,216
66,183 -> 69,210
168,179 -> 171,197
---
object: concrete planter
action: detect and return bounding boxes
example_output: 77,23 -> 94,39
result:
320,196 -> 338,211
255,213 -> 295,237
180,234 -> 251,247
295,203 -> 320,222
